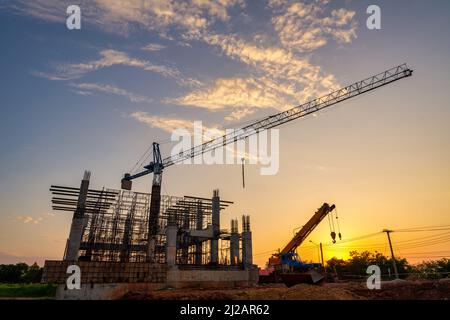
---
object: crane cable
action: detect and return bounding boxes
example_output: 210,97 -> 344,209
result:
129,145 -> 152,175
335,208 -> 342,240
328,210 -> 336,243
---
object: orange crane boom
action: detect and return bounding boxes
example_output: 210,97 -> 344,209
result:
280,203 -> 336,254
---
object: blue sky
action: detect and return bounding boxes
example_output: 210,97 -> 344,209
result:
0,0 -> 449,266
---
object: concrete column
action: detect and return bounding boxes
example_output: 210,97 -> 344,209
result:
230,219 -> 239,265
166,216 -> 178,267
195,201 -> 203,265
210,189 -> 220,264
147,238 -> 155,263
242,215 -> 253,268
147,179 -> 162,262
64,171 -> 90,261
181,209 -> 189,264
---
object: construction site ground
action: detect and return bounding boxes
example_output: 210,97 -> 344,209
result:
120,279 -> 450,300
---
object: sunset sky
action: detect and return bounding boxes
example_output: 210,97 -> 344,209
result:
0,0 -> 449,267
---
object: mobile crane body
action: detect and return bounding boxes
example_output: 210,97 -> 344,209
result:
263,203 -> 336,285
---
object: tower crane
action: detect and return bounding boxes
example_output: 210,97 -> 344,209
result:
121,64 -> 413,261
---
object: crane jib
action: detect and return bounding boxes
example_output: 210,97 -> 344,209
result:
163,64 -> 412,168
125,64 -> 412,180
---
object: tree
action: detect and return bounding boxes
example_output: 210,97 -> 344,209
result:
22,263 -> 43,283
412,258 -> 450,279
326,251 -> 411,280
0,263 -> 43,283
0,263 -> 28,283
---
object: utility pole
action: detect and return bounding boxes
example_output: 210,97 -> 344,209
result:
383,229 -> 399,279
319,243 -> 324,266
309,240 -> 321,264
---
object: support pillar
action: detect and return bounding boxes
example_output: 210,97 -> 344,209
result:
166,216 -> 178,267
147,172 -> 162,262
242,215 -> 253,268
64,171 -> 90,261
230,219 -> 239,265
210,189 -> 220,264
195,201 -> 203,265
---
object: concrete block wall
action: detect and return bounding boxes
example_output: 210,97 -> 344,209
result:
42,261 -> 167,284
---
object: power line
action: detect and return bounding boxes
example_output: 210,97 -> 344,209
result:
393,224 -> 450,232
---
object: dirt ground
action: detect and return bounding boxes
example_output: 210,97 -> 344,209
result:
120,279 -> 450,300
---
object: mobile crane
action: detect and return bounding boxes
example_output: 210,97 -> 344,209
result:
120,64 -> 413,262
264,203 -> 337,285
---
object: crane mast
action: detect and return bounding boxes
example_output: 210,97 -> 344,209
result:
121,64 -> 413,262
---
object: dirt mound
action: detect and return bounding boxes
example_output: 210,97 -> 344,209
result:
119,280 -> 450,300
120,284 -> 364,300
122,289 -> 236,300
348,280 -> 450,300
282,284 -> 363,300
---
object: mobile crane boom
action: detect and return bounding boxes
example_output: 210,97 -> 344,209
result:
281,203 -> 336,254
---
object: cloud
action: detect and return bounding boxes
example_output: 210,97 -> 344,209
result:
1,0 -> 65,24
170,33 -> 342,119
16,216 -> 43,224
130,111 -> 222,136
269,0 -> 357,52
225,108 -> 255,121
50,49 -> 180,80
203,32 -> 340,90
94,0 -> 245,37
9,1 -> 358,122
166,76 -> 293,112
70,82 -> 153,103
33,49 -> 201,87
130,111 -> 196,133
6,0 -> 244,37
142,43 -> 167,52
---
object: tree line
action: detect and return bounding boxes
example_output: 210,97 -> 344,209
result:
326,251 -> 450,280
0,262 -> 43,283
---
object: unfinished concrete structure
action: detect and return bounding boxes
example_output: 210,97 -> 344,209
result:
42,172 -> 257,298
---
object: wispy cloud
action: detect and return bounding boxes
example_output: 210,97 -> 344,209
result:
130,111 -> 222,135
33,49 -> 201,87
6,0 -> 244,37
131,111 -> 198,133
70,82 -> 153,103
166,76 -> 291,113
168,32 -> 342,119
162,1 -> 356,120
142,43 -> 166,52
16,216 -> 43,224
35,49 -> 180,80
269,0 -> 357,52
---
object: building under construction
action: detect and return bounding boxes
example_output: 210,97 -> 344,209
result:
41,65 -> 413,299
42,172 -> 257,299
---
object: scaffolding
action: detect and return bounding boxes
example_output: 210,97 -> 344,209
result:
50,185 -> 233,264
